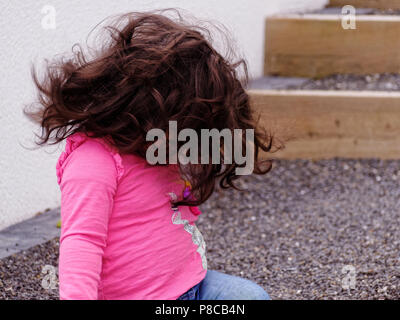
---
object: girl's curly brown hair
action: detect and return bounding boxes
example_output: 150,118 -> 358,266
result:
25,10 -> 275,207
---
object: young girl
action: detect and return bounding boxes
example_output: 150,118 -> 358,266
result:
26,11 -> 274,300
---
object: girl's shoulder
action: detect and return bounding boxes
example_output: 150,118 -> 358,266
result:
56,132 -> 124,185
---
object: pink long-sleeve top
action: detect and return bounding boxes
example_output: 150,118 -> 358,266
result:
56,132 -> 207,300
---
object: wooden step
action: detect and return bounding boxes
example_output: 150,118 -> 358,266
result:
329,0 -> 400,10
264,14 -> 400,78
249,89 -> 400,159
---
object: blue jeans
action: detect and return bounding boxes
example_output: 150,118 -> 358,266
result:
177,270 -> 271,300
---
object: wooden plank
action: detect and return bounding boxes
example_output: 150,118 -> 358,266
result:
264,15 -> 400,77
249,89 -> 400,159
329,0 -> 400,10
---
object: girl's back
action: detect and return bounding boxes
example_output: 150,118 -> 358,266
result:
57,132 -> 206,299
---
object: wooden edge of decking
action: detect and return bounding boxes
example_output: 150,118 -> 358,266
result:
248,89 -> 400,159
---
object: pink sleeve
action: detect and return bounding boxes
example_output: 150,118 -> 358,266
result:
57,138 -> 118,300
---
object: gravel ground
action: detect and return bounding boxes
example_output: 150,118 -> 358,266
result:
1,159 -> 399,300
0,238 -> 59,300
289,73 -> 400,91
313,7 -> 400,16
369,9 -> 400,15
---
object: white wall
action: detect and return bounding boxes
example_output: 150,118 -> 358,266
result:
0,0 -> 327,230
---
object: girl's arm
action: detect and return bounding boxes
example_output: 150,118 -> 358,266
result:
58,140 -> 118,300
